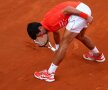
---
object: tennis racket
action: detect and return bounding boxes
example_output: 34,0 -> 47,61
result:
34,34 -> 56,52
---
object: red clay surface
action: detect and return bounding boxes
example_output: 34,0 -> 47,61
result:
0,0 -> 108,90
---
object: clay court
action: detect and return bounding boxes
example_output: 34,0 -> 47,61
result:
0,0 -> 108,90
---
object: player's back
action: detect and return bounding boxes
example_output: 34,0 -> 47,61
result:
44,1 -> 81,17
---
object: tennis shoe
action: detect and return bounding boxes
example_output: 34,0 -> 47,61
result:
83,52 -> 105,62
34,69 -> 55,82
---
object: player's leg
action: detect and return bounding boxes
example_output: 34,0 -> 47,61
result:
45,16 -> 88,82
76,28 -> 95,50
76,28 -> 105,62
34,31 -> 79,82
74,2 -> 105,62
52,30 -> 79,65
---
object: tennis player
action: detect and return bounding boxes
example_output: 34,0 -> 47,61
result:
27,1 -> 105,82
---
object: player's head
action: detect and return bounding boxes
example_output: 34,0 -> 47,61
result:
27,22 -> 42,40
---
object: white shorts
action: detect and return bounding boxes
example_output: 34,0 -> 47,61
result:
66,3 -> 92,33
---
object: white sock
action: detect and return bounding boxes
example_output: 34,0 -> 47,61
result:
48,63 -> 58,74
91,47 -> 99,54
55,44 -> 59,50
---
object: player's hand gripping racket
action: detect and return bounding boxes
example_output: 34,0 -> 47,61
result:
33,34 -> 56,52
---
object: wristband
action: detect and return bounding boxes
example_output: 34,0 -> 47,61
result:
79,12 -> 88,19
55,44 -> 59,50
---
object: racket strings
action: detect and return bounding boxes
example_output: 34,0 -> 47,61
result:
34,34 -> 56,51
34,34 -> 49,47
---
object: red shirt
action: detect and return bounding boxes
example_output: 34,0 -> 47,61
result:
41,1 -> 81,32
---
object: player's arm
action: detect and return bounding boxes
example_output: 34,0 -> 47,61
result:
53,31 -> 60,50
61,6 -> 93,23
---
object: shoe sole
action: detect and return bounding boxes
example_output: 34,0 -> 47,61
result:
34,73 -> 44,80
83,55 -> 105,62
96,58 -> 105,62
34,74 -> 55,82
83,54 -> 94,61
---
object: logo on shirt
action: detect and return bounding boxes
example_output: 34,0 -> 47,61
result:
59,19 -> 68,28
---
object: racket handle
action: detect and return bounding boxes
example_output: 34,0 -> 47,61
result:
48,42 -> 56,52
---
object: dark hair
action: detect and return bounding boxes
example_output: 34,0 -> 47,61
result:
27,22 -> 42,40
